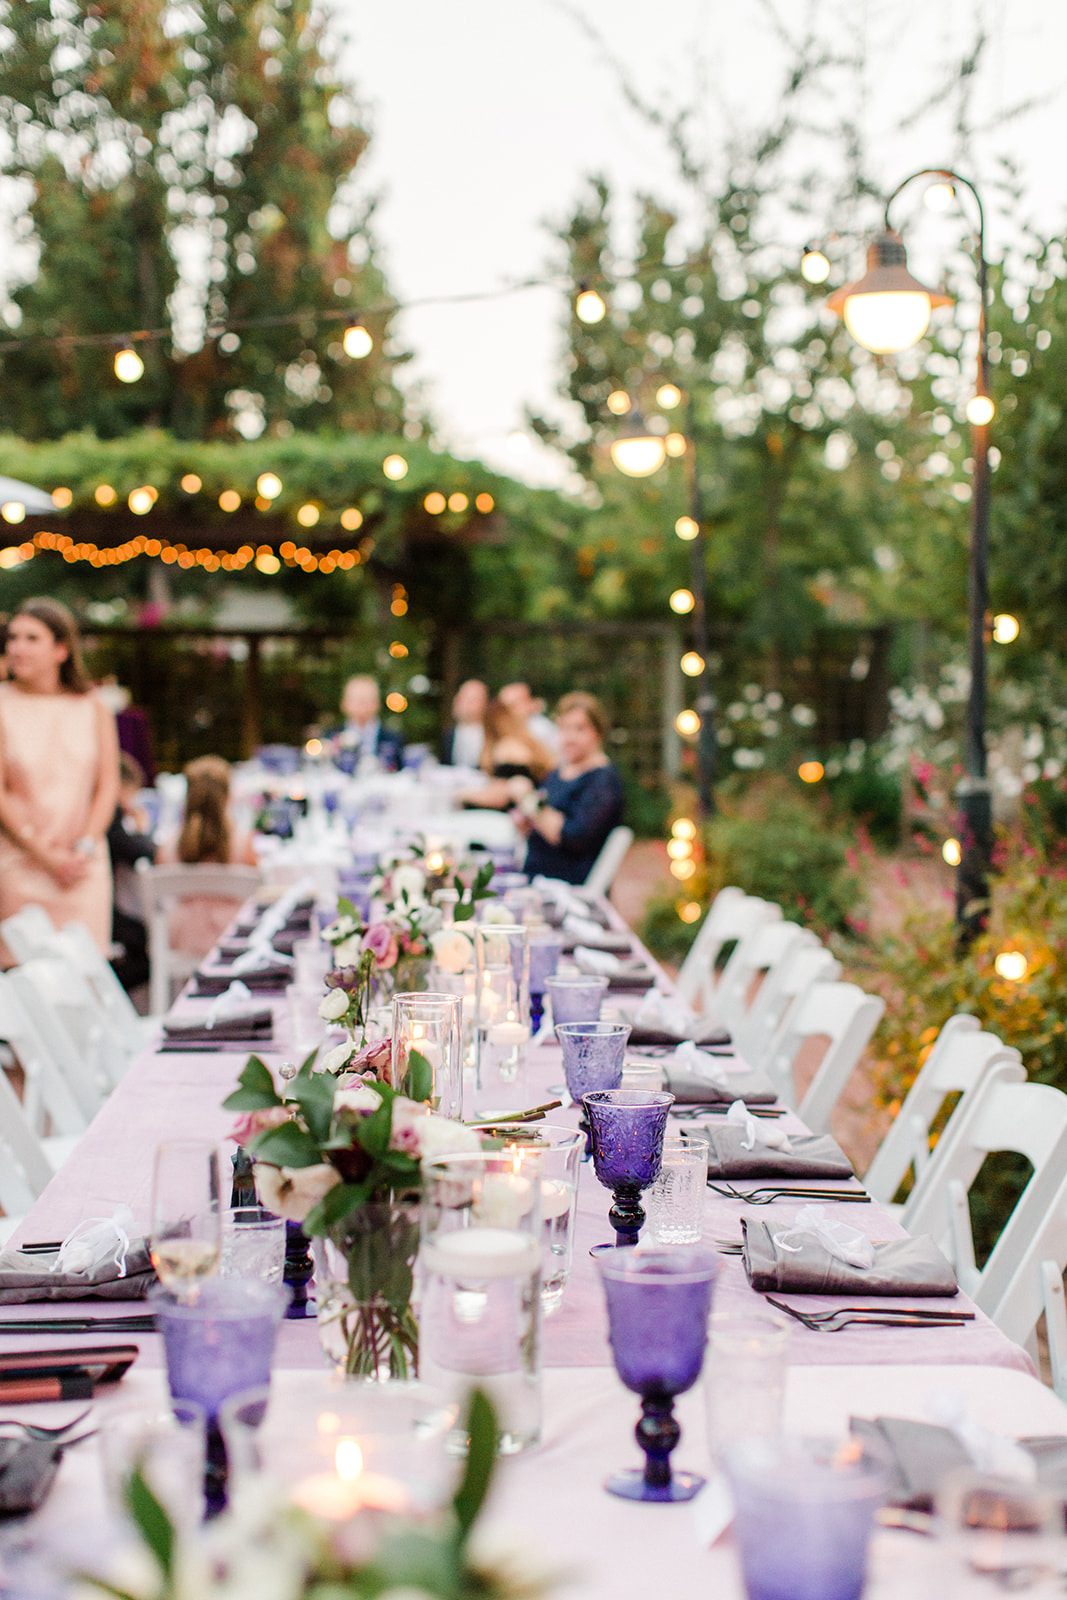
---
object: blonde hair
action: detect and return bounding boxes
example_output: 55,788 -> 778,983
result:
555,692 -> 609,742
480,697 -> 554,781
178,755 -> 233,863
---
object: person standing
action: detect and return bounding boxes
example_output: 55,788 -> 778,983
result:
517,692 -> 624,886
330,676 -> 404,773
441,678 -> 488,767
0,598 -> 120,955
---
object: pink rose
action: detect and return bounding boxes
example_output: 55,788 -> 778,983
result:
230,1106 -> 290,1145
346,1036 -> 393,1083
389,1095 -> 431,1155
362,922 -> 399,970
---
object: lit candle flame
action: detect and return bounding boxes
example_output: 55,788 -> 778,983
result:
336,1439 -> 363,1481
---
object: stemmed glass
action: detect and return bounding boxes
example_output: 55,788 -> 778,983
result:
594,1246 -> 717,1502
555,1020 -> 630,1152
150,1139 -> 222,1301
584,1088 -> 673,1244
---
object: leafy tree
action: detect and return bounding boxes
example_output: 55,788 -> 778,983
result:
0,0 -> 409,441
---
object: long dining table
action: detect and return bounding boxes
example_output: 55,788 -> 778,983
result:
1,891 -> 1064,1599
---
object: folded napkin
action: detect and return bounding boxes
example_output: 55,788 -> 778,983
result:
664,1041 -> 777,1105
163,1008 -> 273,1044
561,931 -> 634,955
701,1121 -> 854,1180
564,913 -> 614,944
628,991 -> 730,1047
606,971 -> 656,992
850,1413 -> 1067,1510
742,1216 -> 958,1296
0,1437 -> 63,1515
193,966 -> 291,996
0,1240 -> 155,1304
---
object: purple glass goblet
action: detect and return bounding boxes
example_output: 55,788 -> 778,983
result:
545,974 -> 608,1026
595,1246 -> 717,1502
555,1021 -> 631,1103
583,1088 -> 673,1245
528,934 -> 564,1030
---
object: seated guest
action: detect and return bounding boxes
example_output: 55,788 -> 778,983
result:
107,753 -> 155,992
159,755 -> 258,959
329,675 -> 404,773
518,692 -> 624,885
456,698 -> 554,811
499,681 -> 561,759
441,678 -> 488,767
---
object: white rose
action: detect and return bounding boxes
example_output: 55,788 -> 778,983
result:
417,1116 -> 482,1162
479,901 -> 516,925
391,864 -> 427,903
318,988 -> 350,1021
317,1041 -> 356,1075
332,935 -> 364,963
254,1162 -> 340,1223
430,927 -> 473,974
324,915 -> 357,943
333,1084 -> 382,1114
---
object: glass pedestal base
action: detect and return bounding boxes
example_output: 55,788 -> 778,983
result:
605,1466 -> 705,1503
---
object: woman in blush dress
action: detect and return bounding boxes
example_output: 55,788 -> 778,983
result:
0,598 -> 120,957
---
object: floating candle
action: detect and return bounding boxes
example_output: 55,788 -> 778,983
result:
487,1020 -> 530,1047
422,1226 -> 540,1280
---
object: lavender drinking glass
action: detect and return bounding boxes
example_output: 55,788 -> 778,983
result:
595,1246 -> 717,1502
555,1020 -> 631,1103
528,933 -> 564,1030
545,973 -> 607,1027
583,1088 -> 673,1244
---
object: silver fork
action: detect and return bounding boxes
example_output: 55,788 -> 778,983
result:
764,1295 -> 974,1332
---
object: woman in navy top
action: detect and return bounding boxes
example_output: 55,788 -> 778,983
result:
520,692 -> 624,885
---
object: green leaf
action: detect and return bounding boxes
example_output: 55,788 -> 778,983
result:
302,1181 -> 368,1234
452,1388 -> 499,1542
454,900 -> 474,923
354,1090 -> 397,1160
252,1120 -> 322,1169
124,1465 -> 175,1579
404,1047 -> 433,1104
222,1055 -> 284,1112
290,1067 -> 335,1144
335,896 -> 357,921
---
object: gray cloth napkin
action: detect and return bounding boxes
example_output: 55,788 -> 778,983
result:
628,1023 -> 732,1048
666,1062 -> 778,1105
702,1122 -> 854,1179
850,1418 -> 1067,1510
0,1240 -> 156,1303
163,1009 -> 273,1042
0,1437 -> 62,1515
742,1219 -> 959,1296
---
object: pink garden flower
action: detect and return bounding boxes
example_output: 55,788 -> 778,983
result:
230,1105 -> 290,1145
362,922 -> 399,970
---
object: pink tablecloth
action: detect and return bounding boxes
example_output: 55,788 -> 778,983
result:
6,974 -> 1032,1376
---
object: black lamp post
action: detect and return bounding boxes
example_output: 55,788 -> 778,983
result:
609,400 -> 717,816
827,168 -> 994,943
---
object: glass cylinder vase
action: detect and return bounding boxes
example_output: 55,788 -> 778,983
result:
391,992 -> 463,1119
312,1198 -> 421,1381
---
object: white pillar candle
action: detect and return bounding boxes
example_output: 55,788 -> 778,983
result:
423,1226 -> 540,1280
486,1020 -> 530,1047
540,1178 -> 574,1220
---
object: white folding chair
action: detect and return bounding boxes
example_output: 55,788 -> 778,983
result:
0,1054 -> 79,1226
0,905 -> 59,964
675,890 -> 782,1013
9,954 -> 127,1095
583,827 -> 635,899
711,920 -> 819,1054
741,943 -> 842,1068
0,973 -> 90,1137
863,1016 -> 1024,1209
137,861 -> 261,1015
902,1072 -> 1067,1302
763,980 -> 885,1134
52,922 -> 156,1051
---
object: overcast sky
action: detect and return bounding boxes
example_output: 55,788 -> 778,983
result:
334,0 -> 1067,484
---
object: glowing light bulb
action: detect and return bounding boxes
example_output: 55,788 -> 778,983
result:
843,292 -> 932,354
667,837 -> 693,860
675,516 -> 699,541
448,492 -> 468,512
383,455 -> 408,480
255,551 -> 281,573
386,692 -> 407,712
994,950 -> 1028,982
798,761 -> 824,784
610,433 -> 667,477
181,474 -> 202,493
801,248 -> 831,285
340,507 -> 363,530
52,487 -> 73,509
665,433 -> 687,457
114,344 -> 144,382
94,485 -> 117,507
343,322 -> 373,358
678,901 -> 702,923
680,651 -> 704,676
607,390 -> 631,416
257,472 -> 282,499
219,490 -> 241,512
669,588 -> 695,614
924,182 -> 955,213
475,493 -> 494,512
297,504 -> 320,527
966,394 -> 995,426
576,288 -> 606,324
675,709 -> 701,736
1,502 -> 25,524
656,384 -> 682,410
424,493 -> 446,514
670,858 -> 697,881
992,613 -> 1019,644
128,487 -> 156,515
672,818 -> 697,841
942,838 -> 962,866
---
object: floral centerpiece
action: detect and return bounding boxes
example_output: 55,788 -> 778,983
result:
84,1391 -> 553,1600
225,1046 -> 481,1380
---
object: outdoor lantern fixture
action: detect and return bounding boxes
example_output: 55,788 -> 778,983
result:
826,231 -> 953,354
828,168 -> 995,944
609,412 -> 667,478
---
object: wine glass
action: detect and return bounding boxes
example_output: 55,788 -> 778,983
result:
584,1088 -> 673,1244
594,1246 -> 717,1502
150,1139 -> 222,1299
